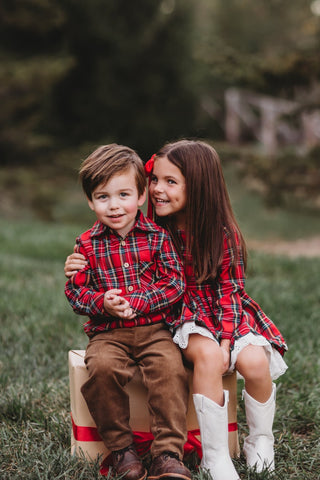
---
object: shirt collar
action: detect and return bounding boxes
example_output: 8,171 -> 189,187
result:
90,210 -> 160,239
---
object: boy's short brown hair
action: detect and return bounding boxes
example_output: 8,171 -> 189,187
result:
80,144 -> 146,200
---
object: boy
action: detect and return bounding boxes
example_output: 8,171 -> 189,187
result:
65,144 -> 191,480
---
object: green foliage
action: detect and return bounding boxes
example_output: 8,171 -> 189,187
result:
51,0 -> 197,157
236,145 -> 320,212
194,0 -> 320,95
0,1 -> 72,164
0,217 -> 320,478
1,0 -> 320,166
0,0 -> 198,164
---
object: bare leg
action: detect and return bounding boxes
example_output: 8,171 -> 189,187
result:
183,334 -> 224,405
236,344 -> 272,402
185,335 -> 239,479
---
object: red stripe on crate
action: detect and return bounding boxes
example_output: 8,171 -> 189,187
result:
71,414 -> 102,442
70,413 -> 237,443
229,422 -> 238,432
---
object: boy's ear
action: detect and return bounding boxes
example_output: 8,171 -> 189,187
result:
138,188 -> 147,207
87,197 -> 95,211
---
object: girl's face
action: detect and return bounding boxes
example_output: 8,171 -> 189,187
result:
149,155 -> 187,228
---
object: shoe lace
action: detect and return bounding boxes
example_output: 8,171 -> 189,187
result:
162,451 -> 179,460
113,444 -> 135,462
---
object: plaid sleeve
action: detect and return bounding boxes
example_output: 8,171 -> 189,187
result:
123,233 -> 185,314
213,232 -> 245,340
64,238 -> 105,317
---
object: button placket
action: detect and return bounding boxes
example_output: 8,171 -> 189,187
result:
120,238 -> 134,293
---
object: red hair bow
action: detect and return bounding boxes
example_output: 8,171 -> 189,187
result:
145,154 -> 156,219
144,154 -> 156,176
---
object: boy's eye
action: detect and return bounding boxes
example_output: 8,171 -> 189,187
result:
120,192 -> 128,197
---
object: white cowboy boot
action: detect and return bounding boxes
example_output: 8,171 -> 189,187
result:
243,383 -> 276,472
193,391 -> 240,480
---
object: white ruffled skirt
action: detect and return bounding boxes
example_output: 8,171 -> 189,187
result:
173,322 -> 288,380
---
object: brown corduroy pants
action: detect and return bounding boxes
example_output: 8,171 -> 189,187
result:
81,323 -> 189,458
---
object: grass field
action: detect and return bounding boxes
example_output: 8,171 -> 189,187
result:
1,215 -> 319,479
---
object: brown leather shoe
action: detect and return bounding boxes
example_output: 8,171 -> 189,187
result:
148,451 -> 191,480
112,445 -> 147,480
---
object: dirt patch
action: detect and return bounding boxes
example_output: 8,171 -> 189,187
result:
247,235 -> 320,258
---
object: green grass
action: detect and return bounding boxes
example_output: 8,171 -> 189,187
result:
1,217 -> 319,479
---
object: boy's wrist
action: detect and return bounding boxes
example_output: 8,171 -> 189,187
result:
123,294 -> 150,315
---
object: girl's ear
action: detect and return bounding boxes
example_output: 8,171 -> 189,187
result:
138,188 -> 147,207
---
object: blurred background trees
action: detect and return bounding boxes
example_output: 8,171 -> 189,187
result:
0,0 -> 319,218
0,0 -> 198,163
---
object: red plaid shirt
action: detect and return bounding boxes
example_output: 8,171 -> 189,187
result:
65,211 -> 185,337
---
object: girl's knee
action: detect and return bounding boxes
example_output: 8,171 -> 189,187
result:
190,341 -> 224,374
236,346 -> 270,381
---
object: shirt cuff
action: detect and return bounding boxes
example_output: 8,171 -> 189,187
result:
92,293 -> 105,315
123,294 -> 151,315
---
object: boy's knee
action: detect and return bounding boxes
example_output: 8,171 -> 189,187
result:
86,354 -> 114,379
159,353 -> 186,379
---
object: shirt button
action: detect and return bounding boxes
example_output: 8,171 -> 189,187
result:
121,241 -> 126,246
128,286 -> 134,291
124,262 -> 129,268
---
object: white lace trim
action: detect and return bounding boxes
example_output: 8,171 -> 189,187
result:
173,322 -> 218,349
173,323 -> 288,380
230,332 -> 288,380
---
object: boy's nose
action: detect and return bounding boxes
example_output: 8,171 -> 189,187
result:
109,198 -> 119,209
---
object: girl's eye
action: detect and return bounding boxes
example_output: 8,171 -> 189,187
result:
151,175 -> 158,183
168,179 -> 176,185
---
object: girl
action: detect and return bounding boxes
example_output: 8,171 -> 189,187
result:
65,140 -> 288,479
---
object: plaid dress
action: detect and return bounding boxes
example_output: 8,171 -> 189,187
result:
173,230 -> 287,356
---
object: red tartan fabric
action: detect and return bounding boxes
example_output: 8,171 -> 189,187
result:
65,211 -> 185,337
174,230 -> 287,355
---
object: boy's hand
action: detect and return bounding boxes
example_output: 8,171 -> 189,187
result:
104,289 -> 136,319
220,339 -> 231,374
64,245 -> 88,277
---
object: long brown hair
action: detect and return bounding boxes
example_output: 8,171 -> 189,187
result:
154,139 -> 247,283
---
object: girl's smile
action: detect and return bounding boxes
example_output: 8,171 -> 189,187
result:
149,155 -> 187,228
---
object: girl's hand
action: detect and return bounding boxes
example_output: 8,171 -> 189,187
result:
103,289 -> 137,319
64,246 -> 87,277
220,339 -> 231,374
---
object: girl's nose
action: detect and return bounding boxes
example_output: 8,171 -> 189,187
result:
153,182 -> 164,193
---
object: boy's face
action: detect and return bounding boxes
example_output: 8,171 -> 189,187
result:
88,167 -> 146,237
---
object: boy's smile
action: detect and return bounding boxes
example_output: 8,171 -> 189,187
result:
88,167 -> 146,237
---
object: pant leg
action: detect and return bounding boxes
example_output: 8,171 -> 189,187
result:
134,324 -> 189,459
81,329 -> 137,451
